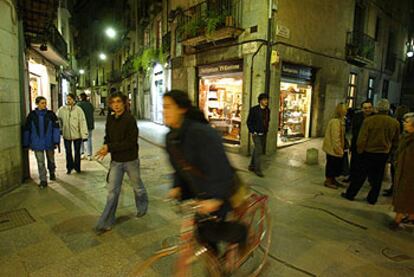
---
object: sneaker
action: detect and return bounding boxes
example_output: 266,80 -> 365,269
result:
383,189 -> 393,197
66,169 -> 72,175
95,227 -> 112,235
87,156 -> 93,161
248,166 -> 255,172
324,181 -> 338,189
39,181 -> 48,189
255,171 -> 264,177
136,211 -> 147,218
81,154 -> 86,160
50,173 -> 56,181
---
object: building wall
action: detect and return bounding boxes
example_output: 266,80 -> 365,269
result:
0,0 -> 23,195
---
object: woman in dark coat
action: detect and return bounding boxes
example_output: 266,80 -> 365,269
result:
164,90 -> 246,252
390,112 -> 414,230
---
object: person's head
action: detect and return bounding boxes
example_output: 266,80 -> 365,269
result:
403,112 -> 414,133
334,103 -> 347,119
258,93 -> 269,107
108,92 -> 127,115
163,90 -> 207,128
80,92 -> 88,102
375,98 -> 390,114
110,87 -> 117,94
395,105 -> 410,120
35,96 -> 47,110
360,100 -> 373,116
66,93 -> 76,106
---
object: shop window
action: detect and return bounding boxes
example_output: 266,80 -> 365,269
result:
382,79 -> 389,98
279,82 -> 312,144
367,77 -> 375,100
199,76 -> 243,145
347,73 -> 357,108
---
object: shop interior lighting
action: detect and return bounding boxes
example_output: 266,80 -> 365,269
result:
79,69 -> 85,74
407,40 -> 414,58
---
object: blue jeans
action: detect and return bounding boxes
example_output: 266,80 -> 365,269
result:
80,130 -> 93,157
96,159 -> 148,230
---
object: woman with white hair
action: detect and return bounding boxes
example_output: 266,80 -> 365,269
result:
390,112 -> 414,230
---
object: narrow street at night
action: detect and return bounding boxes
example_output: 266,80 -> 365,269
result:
2,0 -> 414,276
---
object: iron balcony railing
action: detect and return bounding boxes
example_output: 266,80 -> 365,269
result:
346,31 -> 375,62
177,0 -> 242,42
47,25 -> 68,59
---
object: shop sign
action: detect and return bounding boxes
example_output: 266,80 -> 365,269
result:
198,60 -> 243,76
242,42 -> 259,55
276,25 -> 290,39
281,63 -> 312,80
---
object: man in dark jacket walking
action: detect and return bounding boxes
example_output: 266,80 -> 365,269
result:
23,96 -> 60,188
95,92 -> 148,234
247,93 -> 270,177
78,93 -> 95,160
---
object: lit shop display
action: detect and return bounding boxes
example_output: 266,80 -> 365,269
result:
198,61 -> 243,145
278,63 -> 313,146
29,61 -> 51,110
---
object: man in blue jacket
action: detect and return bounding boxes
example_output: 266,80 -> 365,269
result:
23,96 -> 60,188
247,93 -> 270,177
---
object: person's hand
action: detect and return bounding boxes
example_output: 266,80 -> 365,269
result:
95,144 -> 108,160
197,199 -> 223,214
167,187 -> 181,200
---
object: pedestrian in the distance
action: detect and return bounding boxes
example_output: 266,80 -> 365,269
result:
23,96 -> 60,188
342,99 -> 400,204
57,93 -> 89,174
322,103 -> 347,189
247,93 -> 270,177
95,92 -> 148,234
78,92 -> 95,161
389,112 -> 414,230
99,102 -> 106,116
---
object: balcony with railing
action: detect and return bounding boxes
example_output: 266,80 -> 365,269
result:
176,0 -> 243,47
346,31 -> 375,66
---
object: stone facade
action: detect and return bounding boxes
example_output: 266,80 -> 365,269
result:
0,0 -> 23,195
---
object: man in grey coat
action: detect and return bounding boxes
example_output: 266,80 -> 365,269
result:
78,93 -> 95,160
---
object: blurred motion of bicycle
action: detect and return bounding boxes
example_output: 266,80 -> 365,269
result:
129,193 -> 271,277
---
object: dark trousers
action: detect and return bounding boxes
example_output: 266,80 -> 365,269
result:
64,139 -> 82,172
325,154 -> 343,178
250,134 -> 266,172
197,219 -> 247,254
345,152 -> 389,204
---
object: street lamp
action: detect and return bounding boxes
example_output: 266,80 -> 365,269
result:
105,27 -> 116,39
99,53 -> 107,60
79,69 -> 85,74
407,40 -> 414,58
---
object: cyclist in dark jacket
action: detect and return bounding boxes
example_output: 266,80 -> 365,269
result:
23,96 -> 60,188
164,90 -> 246,254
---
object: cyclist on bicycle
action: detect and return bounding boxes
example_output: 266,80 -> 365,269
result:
164,90 -> 247,254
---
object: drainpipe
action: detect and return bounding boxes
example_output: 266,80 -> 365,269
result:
264,0 -> 274,95
247,42 -> 266,154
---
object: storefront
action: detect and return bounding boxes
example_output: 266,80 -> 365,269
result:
28,60 -> 51,110
278,63 -> 313,147
198,60 -> 243,145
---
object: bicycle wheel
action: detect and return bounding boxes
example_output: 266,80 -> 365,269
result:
232,195 -> 272,277
130,244 -> 222,277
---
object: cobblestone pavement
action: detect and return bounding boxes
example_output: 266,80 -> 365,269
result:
1,115 -> 413,277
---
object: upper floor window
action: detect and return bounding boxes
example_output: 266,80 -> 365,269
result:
367,77 -> 375,100
382,79 -> 389,98
374,17 -> 381,41
347,73 -> 357,108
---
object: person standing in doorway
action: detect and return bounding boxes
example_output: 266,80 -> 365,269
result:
57,93 -> 89,174
341,99 -> 400,205
78,92 -> 95,161
322,103 -> 347,189
247,93 -> 270,177
23,96 -> 60,188
95,92 -> 148,234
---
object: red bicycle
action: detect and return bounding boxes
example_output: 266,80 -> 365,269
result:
129,193 -> 271,277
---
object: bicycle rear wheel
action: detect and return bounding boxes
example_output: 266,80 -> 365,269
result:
232,195 -> 272,277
